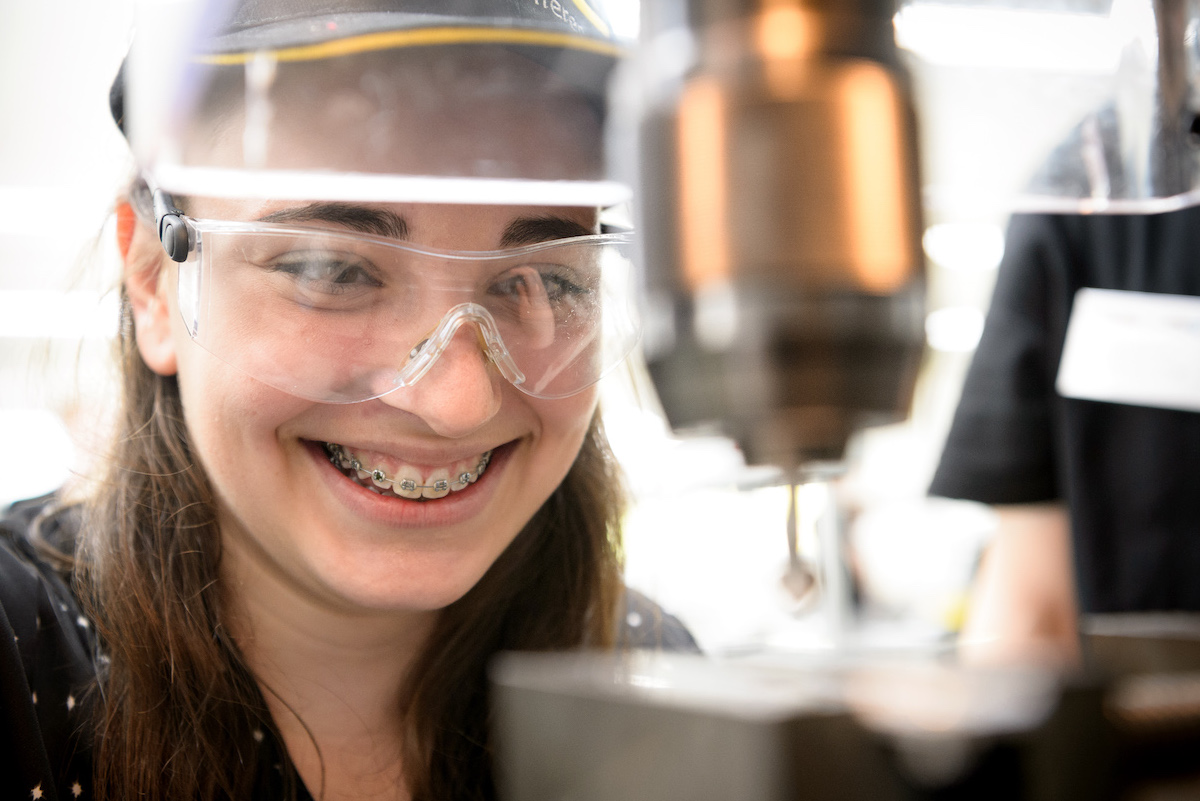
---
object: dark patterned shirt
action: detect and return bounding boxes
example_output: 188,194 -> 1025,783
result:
1,494 -> 698,799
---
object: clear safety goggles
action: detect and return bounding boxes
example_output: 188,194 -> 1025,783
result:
142,194 -> 640,402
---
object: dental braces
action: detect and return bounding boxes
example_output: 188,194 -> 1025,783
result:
324,442 -> 491,493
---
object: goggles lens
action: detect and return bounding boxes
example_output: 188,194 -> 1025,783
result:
175,220 -> 640,401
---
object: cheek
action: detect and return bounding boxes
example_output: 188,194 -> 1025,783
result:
173,338 -> 311,474
530,390 -> 598,467
169,292 -> 301,421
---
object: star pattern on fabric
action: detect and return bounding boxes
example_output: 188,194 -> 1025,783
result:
5,500 -> 103,801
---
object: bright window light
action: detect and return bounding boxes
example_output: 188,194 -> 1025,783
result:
923,222 -> 1005,272
0,290 -> 119,340
605,0 -> 640,39
0,410 -> 75,508
926,306 -> 985,353
895,4 -> 1121,73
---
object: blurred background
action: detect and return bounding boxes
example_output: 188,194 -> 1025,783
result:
0,0 -> 1124,656
0,1 -> 135,504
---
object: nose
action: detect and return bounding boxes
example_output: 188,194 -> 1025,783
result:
377,324 -> 504,438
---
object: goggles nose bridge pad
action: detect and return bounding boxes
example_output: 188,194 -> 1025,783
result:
395,302 -> 526,390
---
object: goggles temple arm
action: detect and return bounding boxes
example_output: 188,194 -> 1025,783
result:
149,183 -> 190,263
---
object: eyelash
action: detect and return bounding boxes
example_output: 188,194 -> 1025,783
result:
270,255 -> 384,292
489,267 -> 590,302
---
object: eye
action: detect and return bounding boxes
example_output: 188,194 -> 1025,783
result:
488,264 -> 590,306
270,251 -> 384,294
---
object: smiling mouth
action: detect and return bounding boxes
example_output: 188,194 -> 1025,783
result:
323,442 -> 492,501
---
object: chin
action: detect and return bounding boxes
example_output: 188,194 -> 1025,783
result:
314,549 -> 502,614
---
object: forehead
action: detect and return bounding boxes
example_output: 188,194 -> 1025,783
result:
184,45 -> 605,182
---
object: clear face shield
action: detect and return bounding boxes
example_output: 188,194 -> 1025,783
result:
122,0 -> 638,401
899,0 -> 1200,216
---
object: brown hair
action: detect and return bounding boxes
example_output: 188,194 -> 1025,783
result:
77,261 -> 626,798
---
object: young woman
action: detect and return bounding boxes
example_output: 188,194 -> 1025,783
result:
0,3 -> 696,799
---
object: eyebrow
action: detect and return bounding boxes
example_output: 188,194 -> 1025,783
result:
255,204 -> 593,247
501,216 -> 596,247
256,203 -> 409,240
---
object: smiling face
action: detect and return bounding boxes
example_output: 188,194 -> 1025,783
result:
185,202 -> 601,615
127,47 -> 609,621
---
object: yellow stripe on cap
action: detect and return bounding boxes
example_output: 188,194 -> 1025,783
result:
197,26 -> 625,65
571,0 -> 611,37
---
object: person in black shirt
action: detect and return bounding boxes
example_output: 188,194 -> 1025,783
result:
931,207 -> 1200,664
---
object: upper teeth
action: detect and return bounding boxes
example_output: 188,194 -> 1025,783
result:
324,443 -> 492,499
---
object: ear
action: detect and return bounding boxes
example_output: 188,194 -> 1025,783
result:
120,201 -> 178,376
